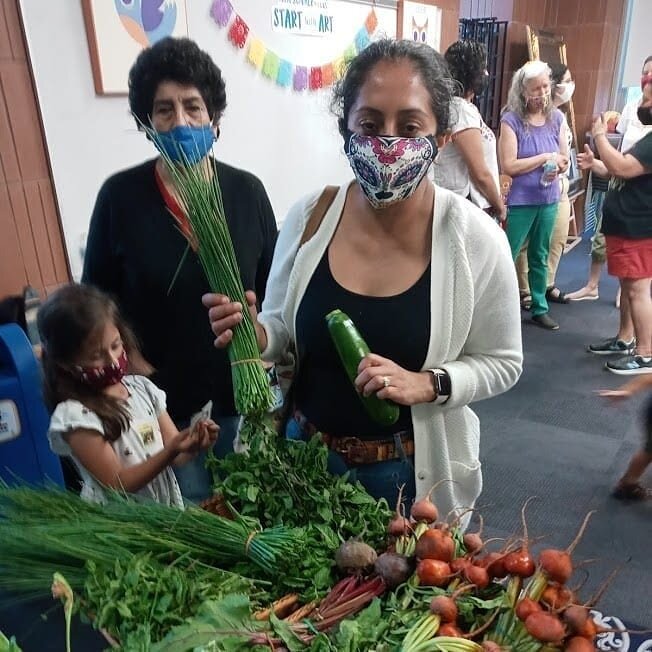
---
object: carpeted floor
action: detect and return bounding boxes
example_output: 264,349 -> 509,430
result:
474,236 -> 651,630
1,237 -> 650,650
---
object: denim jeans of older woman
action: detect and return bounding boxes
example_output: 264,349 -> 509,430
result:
286,414 -> 416,508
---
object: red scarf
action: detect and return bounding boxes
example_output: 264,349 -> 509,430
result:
154,167 -> 197,250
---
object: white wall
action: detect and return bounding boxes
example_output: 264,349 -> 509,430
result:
20,0 -> 396,279
621,0 -> 652,88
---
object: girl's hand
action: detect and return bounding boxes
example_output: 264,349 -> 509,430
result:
596,375 -> 652,400
595,389 -> 632,402
192,419 -> 219,451
354,354 -> 436,406
202,291 -> 266,350
170,427 -> 200,456
577,144 -> 594,170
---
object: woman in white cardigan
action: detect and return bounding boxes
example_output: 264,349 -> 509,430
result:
204,40 -> 522,521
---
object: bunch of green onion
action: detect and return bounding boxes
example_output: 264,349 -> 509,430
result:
147,123 -> 272,417
0,484 -> 300,599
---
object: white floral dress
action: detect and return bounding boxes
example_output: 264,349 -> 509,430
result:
48,375 -> 184,508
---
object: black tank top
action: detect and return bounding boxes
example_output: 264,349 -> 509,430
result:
294,249 -> 431,438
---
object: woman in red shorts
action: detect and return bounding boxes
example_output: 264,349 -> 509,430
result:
578,85 -> 652,375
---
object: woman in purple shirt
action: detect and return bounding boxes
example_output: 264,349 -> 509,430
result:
499,60 -> 569,330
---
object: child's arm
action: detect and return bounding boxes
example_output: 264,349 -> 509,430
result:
63,427 -> 194,493
158,411 -> 219,466
597,374 -> 652,400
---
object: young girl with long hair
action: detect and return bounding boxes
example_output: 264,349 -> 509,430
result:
38,284 -> 218,507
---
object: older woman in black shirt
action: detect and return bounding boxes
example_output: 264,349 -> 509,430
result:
83,37 -> 278,502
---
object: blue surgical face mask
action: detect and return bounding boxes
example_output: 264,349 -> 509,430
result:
153,124 -> 216,165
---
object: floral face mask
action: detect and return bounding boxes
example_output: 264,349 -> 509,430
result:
527,92 -> 551,110
74,350 -> 128,390
344,132 -> 438,209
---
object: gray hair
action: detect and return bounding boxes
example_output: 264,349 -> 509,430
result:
504,60 -> 553,120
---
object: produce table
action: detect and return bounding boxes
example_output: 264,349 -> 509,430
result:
0,432 -> 647,651
0,600 -> 650,651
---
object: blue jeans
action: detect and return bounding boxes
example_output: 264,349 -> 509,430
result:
173,413 -> 240,504
286,415 -> 415,507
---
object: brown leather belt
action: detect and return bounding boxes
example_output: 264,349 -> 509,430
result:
291,410 -> 414,465
320,432 -> 415,465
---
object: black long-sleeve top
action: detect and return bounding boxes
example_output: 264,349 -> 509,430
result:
82,158 -> 278,421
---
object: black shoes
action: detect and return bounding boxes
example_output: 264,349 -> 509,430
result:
531,313 -> 559,330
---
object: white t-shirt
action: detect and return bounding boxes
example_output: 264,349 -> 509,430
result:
48,375 -> 184,508
432,97 -> 500,209
617,98 -> 640,135
617,98 -> 652,152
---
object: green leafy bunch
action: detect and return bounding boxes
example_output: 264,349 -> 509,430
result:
210,430 -> 392,600
83,553 -> 262,648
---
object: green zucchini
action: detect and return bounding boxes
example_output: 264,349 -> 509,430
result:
325,309 -> 400,427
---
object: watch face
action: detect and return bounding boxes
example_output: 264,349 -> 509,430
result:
434,370 -> 451,397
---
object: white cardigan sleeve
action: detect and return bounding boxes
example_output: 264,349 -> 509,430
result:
258,189 -> 322,363
441,218 -> 523,407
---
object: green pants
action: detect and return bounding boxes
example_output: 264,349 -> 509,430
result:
506,203 -> 558,316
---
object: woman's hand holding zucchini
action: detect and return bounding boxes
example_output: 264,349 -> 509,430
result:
203,290 -> 267,351
326,309 -> 437,429
355,353 -> 438,406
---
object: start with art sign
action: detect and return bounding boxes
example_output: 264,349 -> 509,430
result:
271,0 -> 334,36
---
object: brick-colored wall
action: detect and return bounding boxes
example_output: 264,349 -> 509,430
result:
509,0 -> 627,140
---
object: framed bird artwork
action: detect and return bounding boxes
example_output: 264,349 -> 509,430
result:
396,1 -> 441,53
82,0 -> 189,95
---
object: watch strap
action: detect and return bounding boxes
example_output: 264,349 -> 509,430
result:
428,368 -> 451,404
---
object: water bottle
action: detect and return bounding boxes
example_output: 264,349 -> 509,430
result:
540,157 -> 557,187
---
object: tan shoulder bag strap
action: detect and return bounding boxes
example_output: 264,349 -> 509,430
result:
299,185 -> 339,247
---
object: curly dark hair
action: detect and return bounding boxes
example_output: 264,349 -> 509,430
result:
128,37 -> 227,129
331,39 -> 456,137
444,40 -> 487,96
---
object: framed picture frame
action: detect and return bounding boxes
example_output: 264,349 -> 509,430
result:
396,1 -> 442,52
81,0 -> 188,95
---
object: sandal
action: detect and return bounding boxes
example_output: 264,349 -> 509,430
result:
546,287 -> 570,304
612,482 -> 650,501
520,294 -> 532,311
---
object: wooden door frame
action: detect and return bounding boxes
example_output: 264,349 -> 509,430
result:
0,0 -> 71,299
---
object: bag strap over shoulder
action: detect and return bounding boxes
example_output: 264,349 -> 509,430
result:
299,185 -> 339,246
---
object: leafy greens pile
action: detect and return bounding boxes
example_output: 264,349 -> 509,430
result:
209,424 -> 392,601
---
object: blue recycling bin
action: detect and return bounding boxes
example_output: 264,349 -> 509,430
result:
0,323 -> 64,486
